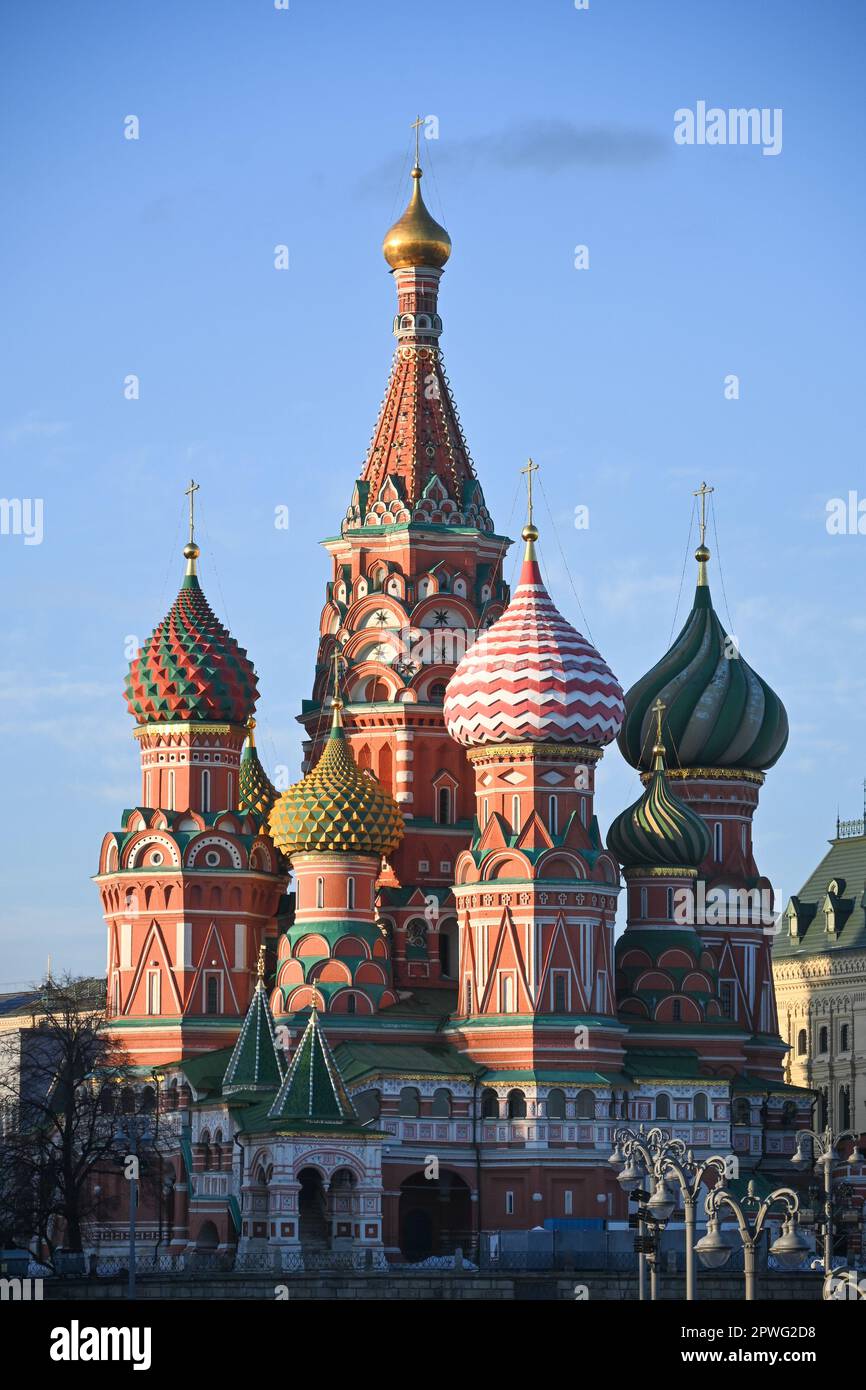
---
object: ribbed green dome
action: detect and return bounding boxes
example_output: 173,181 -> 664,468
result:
269,704 -> 404,858
608,749 -> 711,870
618,558 -> 788,773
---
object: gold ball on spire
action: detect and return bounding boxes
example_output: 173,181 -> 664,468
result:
382,166 -> 452,270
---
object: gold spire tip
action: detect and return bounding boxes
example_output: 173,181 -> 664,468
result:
184,479 -> 200,575
693,481 -> 713,585
521,459 -> 539,554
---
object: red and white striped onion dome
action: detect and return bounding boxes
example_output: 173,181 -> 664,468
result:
444,529 -> 625,748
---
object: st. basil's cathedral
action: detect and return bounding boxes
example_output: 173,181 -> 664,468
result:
93,150 -> 810,1265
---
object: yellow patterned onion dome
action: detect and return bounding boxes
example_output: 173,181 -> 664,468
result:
382,165 -> 451,270
268,704 -> 404,857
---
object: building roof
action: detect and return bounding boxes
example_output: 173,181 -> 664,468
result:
222,977 -> 285,1095
773,830 -> 866,959
268,1007 -> 356,1125
333,1040 -> 481,1086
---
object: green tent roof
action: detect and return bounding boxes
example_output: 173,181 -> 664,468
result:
222,980 -> 285,1095
268,1008 -> 356,1125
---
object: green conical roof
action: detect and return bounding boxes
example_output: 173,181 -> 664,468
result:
617,550 -> 788,773
268,1006 -> 356,1125
222,975 -> 285,1095
608,704 -> 711,870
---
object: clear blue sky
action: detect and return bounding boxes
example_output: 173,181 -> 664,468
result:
1,0 -> 864,986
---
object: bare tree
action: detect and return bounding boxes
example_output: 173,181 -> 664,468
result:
0,974 -> 157,1265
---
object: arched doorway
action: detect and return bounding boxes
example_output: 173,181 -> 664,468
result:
297,1167 -> 328,1251
195,1220 -> 219,1252
398,1170 -> 472,1262
328,1167 -> 358,1243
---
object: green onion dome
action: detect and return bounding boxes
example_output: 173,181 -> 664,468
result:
125,543 -> 258,726
238,718 -> 278,822
608,715 -> 712,870
268,700 -> 404,858
617,545 -> 788,772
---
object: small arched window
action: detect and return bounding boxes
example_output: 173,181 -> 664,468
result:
576,1089 -> 595,1120
733,1098 -> 750,1126
511,796 -> 521,833
840,1024 -> 850,1052
167,769 -> 175,811
346,877 -> 355,910
713,823 -> 723,862
548,795 -> 558,836
316,877 -> 324,910
201,769 -> 210,813
481,1088 -> 499,1119
547,1088 -> 566,1120
483,799 -> 490,826
655,1093 -> 671,1121
507,1088 -> 527,1119
346,993 -> 356,1015
694,1092 -> 709,1122
206,976 -> 219,1014
399,1086 -> 421,1118
437,786 -> 452,825
431,1088 -> 452,1118
797,1028 -> 808,1056
819,1025 -> 829,1054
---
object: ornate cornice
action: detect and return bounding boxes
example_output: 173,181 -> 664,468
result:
643,766 -> 764,786
466,742 -> 603,765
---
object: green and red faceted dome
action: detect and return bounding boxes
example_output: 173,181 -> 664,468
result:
125,543 -> 259,727
617,544 -> 788,773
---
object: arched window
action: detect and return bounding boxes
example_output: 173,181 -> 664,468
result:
741,823 -> 747,854
507,1088 -> 527,1119
797,1028 -> 808,1056
346,877 -> 355,910
733,1098 -> 750,1126
140,1085 -> 156,1113
501,976 -> 514,1013
840,1024 -> 850,1052
575,1088 -> 595,1120
781,1101 -> 797,1127
666,887 -> 674,919
316,876 -> 324,910
121,1087 -> 136,1115
817,1088 -> 828,1129
206,975 -> 219,1014
145,771 -> 151,805
431,1088 -> 452,1118
553,975 -> 567,1012
399,1086 -> 421,1117
438,920 -> 458,979
437,786 -> 452,825
465,978 -> 473,1014
713,823 -> 723,862
354,1089 -> 381,1123
483,799 -> 490,826
819,1025 -> 829,1054
694,1092 -> 709,1122
227,773 -> 233,809
201,769 -> 210,812
511,796 -> 521,833
548,795 -> 558,836
655,1093 -> 671,1121
429,681 -> 447,701
839,1085 -> 851,1130
346,994 -> 356,1015
99,1086 -> 114,1115
640,887 -> 648,919
481,1088 -> 499,1119
167,769 -> 175,811
547,1088 -> 566,1120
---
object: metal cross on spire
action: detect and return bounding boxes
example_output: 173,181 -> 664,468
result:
411,114 -> 424,167
521,457 -> 539,529
693,480 -> 714,547
330,645 -> 347,706
185,478 -> 200,546
652,696 -> 666,747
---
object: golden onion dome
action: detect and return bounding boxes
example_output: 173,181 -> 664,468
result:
382,165 -> 451,270
268,701 -> 404,858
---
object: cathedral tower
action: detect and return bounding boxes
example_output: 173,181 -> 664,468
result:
298,152 -> 512,990
95,488 -> 285,1065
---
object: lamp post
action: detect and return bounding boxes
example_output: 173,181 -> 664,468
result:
610,1127 -> 730,1301
792,1124 -> 858,1275
696,1181 -> 811,1301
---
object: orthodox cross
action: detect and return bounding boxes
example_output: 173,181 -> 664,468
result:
331,645 -> 347,704
256,943 -> 266,983
185,478 -> 200,546
652,696 -> 666,746
693,480 -> 713,547
411,114 -> 424,166
521,458 -> 539,528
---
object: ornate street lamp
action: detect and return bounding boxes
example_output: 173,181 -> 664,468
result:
697,1181 -> 811,1300
792,1124 -> 858,1274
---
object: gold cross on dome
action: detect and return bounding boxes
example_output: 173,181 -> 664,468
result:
411,114 -> 424,166
330,645 -> 347,704
256,943 -> 266,983
652,697 -> 666,745
521,458 -> 539,528
185,478 -> 200,546
693,480 -> 714,547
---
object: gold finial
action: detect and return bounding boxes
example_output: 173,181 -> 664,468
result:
246,714 -> 256,747
330,646 -> 347,728
693,481 -> 713,586
256,942 -> 266,984
521,458 -> 539,558
382,125 -> 451,271
651,697 -> 667,769
183,478 -> 200,576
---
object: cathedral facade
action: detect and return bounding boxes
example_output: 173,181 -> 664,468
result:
93,155 -> 812,1265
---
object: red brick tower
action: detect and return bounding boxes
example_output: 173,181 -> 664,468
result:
96,489 -> 285,1065
298,158 -> 512,990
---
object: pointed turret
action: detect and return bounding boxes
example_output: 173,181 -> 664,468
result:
223,948 -> 286,1095
268,1003 -> 356,1124
238,716 -> 278,822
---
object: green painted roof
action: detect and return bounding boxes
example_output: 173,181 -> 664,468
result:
268,1008 -> 356,1125
179,1046 -> 235,1096
773,831 -> 866,958
623,1049 -> 706,1081
222,980 -> 285,1095
334,1041 -> 481,1086
480,1069 -> 632,1087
